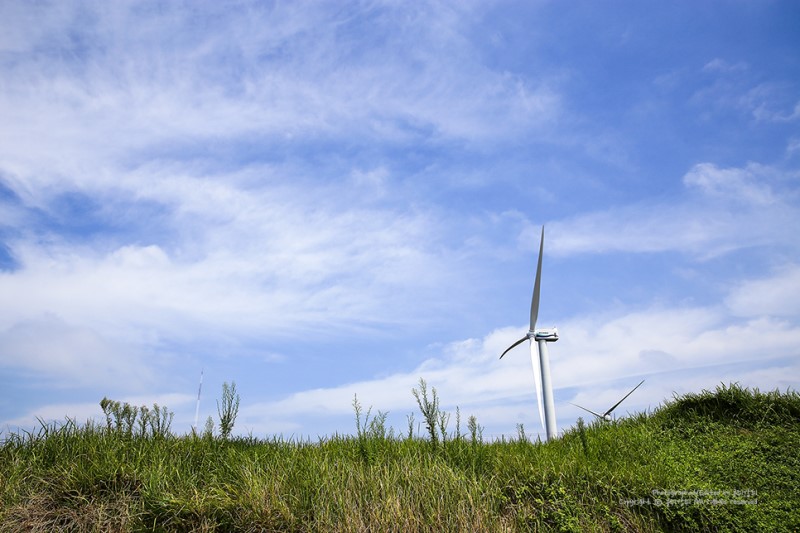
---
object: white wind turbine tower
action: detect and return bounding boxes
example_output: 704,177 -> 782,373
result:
500,226 -> 559,441
571,379 -> 645,422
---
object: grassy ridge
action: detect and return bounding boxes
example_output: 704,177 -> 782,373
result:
1,383 -> 798,531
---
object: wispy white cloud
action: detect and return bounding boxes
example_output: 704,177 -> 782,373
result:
702,58 -> 748,74
747,94 -> 800,123
0,0 -> 560,199
543,162 -> 799,258
682,162 -> 778,205
691,54 -> 798,124
788,138 -> 800,156
725,264 -> 800,317
0,314 -> 152,389
0,190 -> 462,345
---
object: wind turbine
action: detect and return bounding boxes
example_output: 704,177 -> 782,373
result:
500,226 -> 559,441
571,379 -> 645,422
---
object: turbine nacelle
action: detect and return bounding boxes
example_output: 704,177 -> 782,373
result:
529,328 -> 558,342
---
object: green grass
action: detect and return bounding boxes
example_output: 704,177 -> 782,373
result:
1,383 -> 798,531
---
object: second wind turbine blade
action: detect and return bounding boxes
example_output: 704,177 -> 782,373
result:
530,341 -> 546,433
605,379 -> 645,417
499,336 -> 528,359
571,403 -> 604,419
530,226 -> 544,331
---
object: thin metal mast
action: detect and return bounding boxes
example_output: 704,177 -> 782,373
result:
193,369 -> 203,431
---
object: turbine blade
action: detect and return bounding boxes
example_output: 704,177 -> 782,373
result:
604,379 -> 645,417
530,226 -> 544,331
499,336 -> 528,359
531,341 -> 545,432
570,403 -> 604,419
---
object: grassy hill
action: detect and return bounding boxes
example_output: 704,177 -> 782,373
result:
1,383 -> 798,532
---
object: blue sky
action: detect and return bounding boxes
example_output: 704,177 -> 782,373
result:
1,1 -> 799,440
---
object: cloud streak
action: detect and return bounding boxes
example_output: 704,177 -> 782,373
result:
0,1 -> 560,195
544,162 -> 799,258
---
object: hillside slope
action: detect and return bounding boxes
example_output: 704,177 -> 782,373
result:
1,383 -> 798,531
